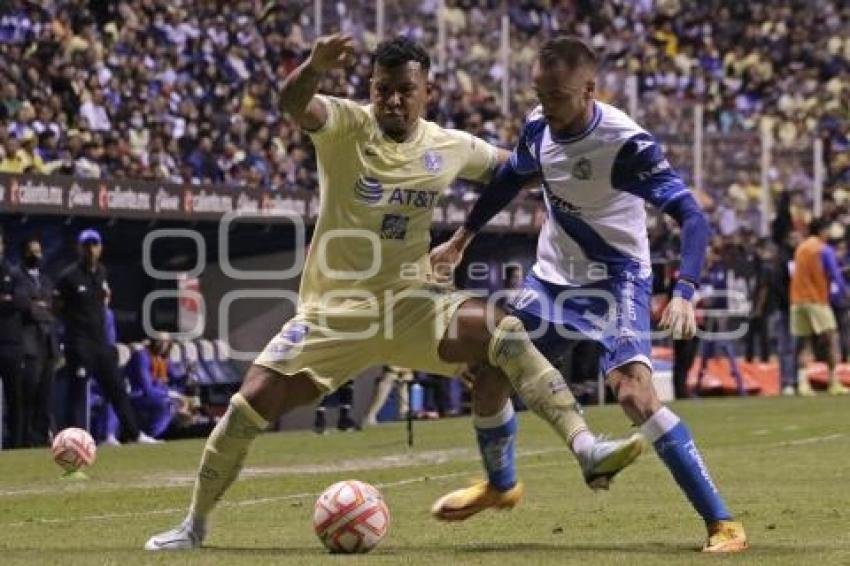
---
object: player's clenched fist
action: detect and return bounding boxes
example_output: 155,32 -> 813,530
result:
308,33 -> 356,72
429,240 -> 463,283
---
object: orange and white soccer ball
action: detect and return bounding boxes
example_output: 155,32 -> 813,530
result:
51,427 -> 96,472
313,480 -> 390,553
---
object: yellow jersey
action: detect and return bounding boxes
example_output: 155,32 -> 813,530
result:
300,95 -> 497,311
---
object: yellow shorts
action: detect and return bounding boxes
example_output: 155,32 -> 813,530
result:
253,285 -> 472,393
790,303 -> 837,337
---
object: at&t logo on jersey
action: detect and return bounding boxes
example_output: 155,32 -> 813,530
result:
354,175 -> 384,204
353,174 -> 441,209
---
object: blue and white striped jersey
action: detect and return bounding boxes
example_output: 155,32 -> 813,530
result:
510,101 -> 691,286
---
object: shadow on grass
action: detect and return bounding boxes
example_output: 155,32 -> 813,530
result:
0,541 -> 840,558
186,541 -> 838,558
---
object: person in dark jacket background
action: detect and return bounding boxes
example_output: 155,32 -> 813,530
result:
0,228 -> 27,448
54,228 -> 158,444
18,236 -> 59,446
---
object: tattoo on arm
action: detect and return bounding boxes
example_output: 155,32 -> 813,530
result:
280,62 -> 326,131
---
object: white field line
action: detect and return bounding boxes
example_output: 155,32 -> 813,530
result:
781,433 -> 845,446
1,461 -> 561,528
1,431 -> 846,528
0,447 -> 564,499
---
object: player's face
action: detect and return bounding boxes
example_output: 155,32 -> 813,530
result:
370,62 -> 428,142
532,60 -> 594,133
80,241 -> 103,263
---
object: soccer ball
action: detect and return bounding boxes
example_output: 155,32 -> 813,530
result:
51,427 -> 96,472
313,480 -> 390,553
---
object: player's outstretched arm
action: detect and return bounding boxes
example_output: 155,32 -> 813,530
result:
658,193 -> 709,339
430,158 -> 535,282
611,134 -> 709,339
280,33 -> 355,131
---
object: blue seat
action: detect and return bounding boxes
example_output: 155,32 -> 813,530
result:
181,341 -> 214,386
196,339 -> 230,384
213,339 -> 243,384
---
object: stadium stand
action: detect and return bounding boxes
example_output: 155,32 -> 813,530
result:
0,0 -> 845,222
0,0 -> 848,445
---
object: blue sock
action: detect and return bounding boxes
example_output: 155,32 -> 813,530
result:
641,407 -> 731,522
474,402 -> 517,491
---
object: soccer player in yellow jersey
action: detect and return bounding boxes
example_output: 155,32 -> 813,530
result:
145,35 -> 642,551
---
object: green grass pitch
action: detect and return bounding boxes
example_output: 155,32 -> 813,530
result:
1,396 -> 849,565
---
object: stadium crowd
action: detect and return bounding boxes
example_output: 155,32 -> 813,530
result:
0,0 -> 846,207
1,0 -> 849,447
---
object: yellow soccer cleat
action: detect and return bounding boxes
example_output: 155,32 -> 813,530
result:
581,433 -> 645,490
827,382 -> 850,396
431,480 -> 524,522
702,520 -> 748,553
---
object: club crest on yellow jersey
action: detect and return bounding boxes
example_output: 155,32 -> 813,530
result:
421,150 -> 444,174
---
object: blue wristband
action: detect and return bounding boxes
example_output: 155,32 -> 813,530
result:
673,280 -> 696,301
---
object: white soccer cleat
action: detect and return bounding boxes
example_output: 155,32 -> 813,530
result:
144,522 -> 203,551
101,434 -> 121,447
581,433 -> 644,490
137,432 -> 164,444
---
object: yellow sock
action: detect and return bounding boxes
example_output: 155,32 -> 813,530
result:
188,393 -> 268,528
488,315 -> 588,444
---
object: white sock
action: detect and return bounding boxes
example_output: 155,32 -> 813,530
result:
639,406 -> 680,444
571,430 -> 595,461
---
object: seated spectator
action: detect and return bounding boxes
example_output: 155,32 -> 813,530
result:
74,141 -> 102,178
16,129 -> 47,174
124,336 -> 183,440
0,137 -> 25,173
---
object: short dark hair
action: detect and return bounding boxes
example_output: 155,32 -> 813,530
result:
539,35 -> 598,70
373,36 -> 430,73
808,217 -> 829,236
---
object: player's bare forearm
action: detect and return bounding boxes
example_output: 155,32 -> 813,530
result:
280,34 -> 354,131
449,225 -> 476,251
452,226 -> 475,249
280,61 -> 325,131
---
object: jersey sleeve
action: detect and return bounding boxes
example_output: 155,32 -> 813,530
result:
611,133 -> 689,210
822,246 -> 849,297
463,116 -> 543,232
455,132 -> 499,182
613,133 -> 710,288
307,95 -> 367,141
509,108 -> 543,176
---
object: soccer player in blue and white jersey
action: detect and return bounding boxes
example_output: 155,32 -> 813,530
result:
431,36 -> 747,553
